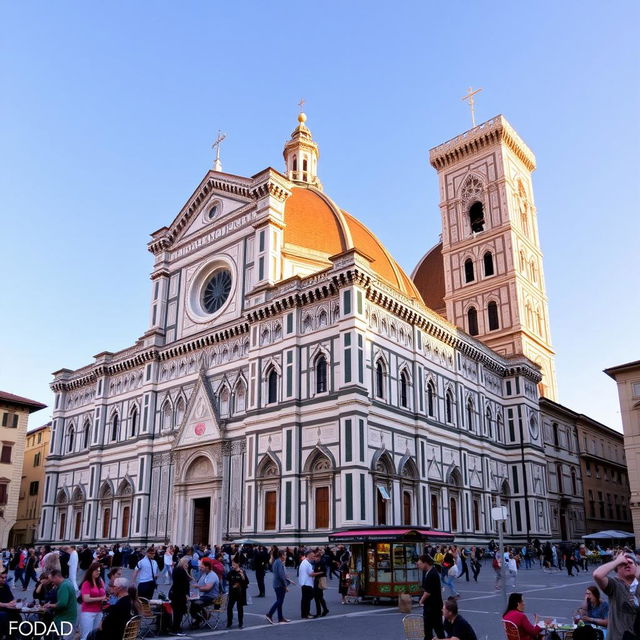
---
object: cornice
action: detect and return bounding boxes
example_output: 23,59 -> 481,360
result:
429,115 -> 536,172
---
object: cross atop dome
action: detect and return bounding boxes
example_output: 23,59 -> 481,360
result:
283,106 -> 322,190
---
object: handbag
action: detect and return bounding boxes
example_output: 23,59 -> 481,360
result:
448,565 -> 459,578
318,576 -> 328,590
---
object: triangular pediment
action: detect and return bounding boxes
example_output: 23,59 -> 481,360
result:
155,171 -> 254,247
173,370 -> 224,449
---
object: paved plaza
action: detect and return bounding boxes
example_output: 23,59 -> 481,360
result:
10,559 -> 602,639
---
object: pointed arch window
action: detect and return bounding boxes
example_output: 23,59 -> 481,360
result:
467,400 -> 474,432
233,384 -> 246,414
497,414 -> 504,442
486,408 -> 493,439
83,421 -> 91,449
111,415 -> 119,442
427,381 -> 435,417
469,201 -> 485,233
445,390 -> 454,424
130,407 -> 138,438
400,370 -> 409,408
431,494 -> 439,529
316,355 -> 328,394
483,251 -> 494,276
267,369 -> 278,404
467,307 -> 479,336
375,360 -> 385,399
161,401 -> 173,431
175,397 -> 186,427
464,259 -> 475,283
487,301 -> 499,331
67,426 -> 75,453
219,387 -> 230,416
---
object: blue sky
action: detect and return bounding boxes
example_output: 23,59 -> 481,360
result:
1,1 -> 638,430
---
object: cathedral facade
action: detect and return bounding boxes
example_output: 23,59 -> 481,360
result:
41,114 -> 557,546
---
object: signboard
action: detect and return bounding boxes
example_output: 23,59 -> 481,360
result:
491,506 -> 508,521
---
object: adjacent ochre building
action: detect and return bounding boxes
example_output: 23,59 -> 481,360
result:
11,423 -> 51,546
0,392 -> 47,548
605,360 -> 640,545
576,414 -> 630,535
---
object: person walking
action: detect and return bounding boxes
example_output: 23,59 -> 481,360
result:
298,549 -> 317,619
23,548 -> 39,590
441,547 -> 459,599
254,546 -> 269,598
226,558 -> 249,629
459,548 -> 470,582
265,549 -> 292,624
417,554 -> 444,640
312,550 -> 329,617
79,562 -> 106,640
162,546 -> 174,585
133,547 -> 159,599
470,546 -> 481,582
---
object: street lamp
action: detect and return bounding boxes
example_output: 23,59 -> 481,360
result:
491,473 -> 509,606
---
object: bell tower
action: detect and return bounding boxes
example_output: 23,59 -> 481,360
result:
429,115 -> 558,400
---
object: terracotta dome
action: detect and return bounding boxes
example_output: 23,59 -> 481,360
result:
283,186 -> 422,302
412,242 -> 446,314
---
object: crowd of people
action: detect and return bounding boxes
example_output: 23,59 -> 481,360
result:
0,541 -> 351,638
2,540 -> 639,639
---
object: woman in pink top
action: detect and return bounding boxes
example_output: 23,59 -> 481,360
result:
79,562 -> 106,640
502,593 -> 543,639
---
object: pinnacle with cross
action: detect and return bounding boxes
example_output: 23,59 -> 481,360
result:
211,130 -> 227,172
461,86 -> 483,127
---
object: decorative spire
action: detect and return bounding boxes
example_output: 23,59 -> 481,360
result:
211,130 -> 227,172
283,105 -> 321,190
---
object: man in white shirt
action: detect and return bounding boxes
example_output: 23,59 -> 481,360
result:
298,550 -> 317,619
132,547 -> 159,599
65,546 -> 79,594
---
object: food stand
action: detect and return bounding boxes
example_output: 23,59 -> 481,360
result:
329,526 -> 454,602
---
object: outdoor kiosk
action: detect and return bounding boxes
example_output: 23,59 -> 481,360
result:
328,526 -> 454,601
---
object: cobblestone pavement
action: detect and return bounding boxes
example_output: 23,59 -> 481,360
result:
9,560 -> 599,639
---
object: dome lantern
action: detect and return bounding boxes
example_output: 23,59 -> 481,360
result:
283,111 -> 322,190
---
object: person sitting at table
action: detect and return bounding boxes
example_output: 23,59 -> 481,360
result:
502,592 -> 543,639
87,577 -> 137,640
33,571 -> 57,605
439,597 -> 478,640
578,585 -> 609,635
0,570 -> 22,638
189,558 -> 220,629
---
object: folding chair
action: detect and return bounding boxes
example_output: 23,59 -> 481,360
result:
502,619 -> 520,640
138,597 -> 161,637
202,592 -> 228,631
122,615 -> 141,640
402,614 -> 424,640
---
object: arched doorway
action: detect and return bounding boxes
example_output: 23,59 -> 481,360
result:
115,479 -> 134,540
372,451 -> 394,525
304,448 -> 334,530
71,487 -> 84,540
55,488 -> 69,540
400,457 -> 419,526
257,455 -> 280,532
176,455 -> 217,545
98,482 -> 114,540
